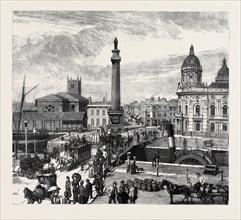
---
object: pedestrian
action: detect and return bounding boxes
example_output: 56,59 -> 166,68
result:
72,175 -> 79,204
186,178 -> 193,203
197,173 -> 205,185
93,173 -> 102,197
65,176 -> 72,198
196,172 -> 205,192
107,181 -> 118,204
129,182 -> 138,204
126,152 -> 131,173
50,190 -> 61,204
118,180 -> 129,204
62,191 -> 72,204
85,179 -> 93,201
78,180 -> 86,204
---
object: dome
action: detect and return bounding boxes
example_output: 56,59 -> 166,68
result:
217,58 -> 229,76
182,45 -> 201,67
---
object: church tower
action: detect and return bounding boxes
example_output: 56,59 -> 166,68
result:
67,76 -> 81,96
181,45 -> 203,87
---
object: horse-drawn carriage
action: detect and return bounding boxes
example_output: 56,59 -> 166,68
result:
17,156 -> 44,179
23,173 -> 60,204
18,155 -> 55,179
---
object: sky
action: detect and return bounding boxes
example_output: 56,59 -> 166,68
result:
12,11 -> 229,104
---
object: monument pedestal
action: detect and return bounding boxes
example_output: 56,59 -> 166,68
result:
108,108 -> 125,133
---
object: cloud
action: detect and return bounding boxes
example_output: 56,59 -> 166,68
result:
12,11 -> 229,104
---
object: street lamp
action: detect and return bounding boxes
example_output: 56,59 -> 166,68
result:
24,120 -> 28,158
33,127 -> 36,154
107,128 -> 112,166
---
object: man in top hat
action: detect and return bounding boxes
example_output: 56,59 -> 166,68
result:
108,181 -> 118,204
85,179 -> 93,202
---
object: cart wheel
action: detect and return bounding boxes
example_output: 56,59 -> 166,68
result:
26,168 -> 34,179
17,168 -> 25,177
222,196 -> 228,204
37,199 -> 42,204
204,197 -> 212,204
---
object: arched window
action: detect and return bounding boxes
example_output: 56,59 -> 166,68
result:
185,105 -> 188,115
210,105 -> 215,116
179,105 -> 181,112
91,119 -> 94,127
71,104 -> 75,112
211,123 -> 215,132
195,105 -> 200,116
185,121 -> 188,130
223,105 -> 228,116
223,123 -> 227,132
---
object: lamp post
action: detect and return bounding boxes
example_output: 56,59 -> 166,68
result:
107,129 -> 112,166
24,120 -> 28,158
33,127 -> 36,154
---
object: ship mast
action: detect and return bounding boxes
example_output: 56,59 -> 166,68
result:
14,76 -> 39,159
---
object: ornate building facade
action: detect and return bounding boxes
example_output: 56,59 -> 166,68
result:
175,45 -> 229,137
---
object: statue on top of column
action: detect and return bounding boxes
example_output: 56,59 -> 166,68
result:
114,37 -> 118,49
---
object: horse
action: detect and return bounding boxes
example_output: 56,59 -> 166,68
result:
23,187 -> 44,204
160,179 -> 191,204
56,156 -> 74,171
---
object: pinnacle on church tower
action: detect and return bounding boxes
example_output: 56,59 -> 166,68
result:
189,45 -> 194,55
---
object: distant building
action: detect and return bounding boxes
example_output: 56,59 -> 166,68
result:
124,97 -> 178,128
87,97 -> 111,128
13,76 -> 89,131
175,45 -> 229,137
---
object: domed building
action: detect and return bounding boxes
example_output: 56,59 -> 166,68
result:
175,45 -> 229,137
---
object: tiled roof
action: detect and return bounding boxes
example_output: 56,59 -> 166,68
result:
35,93 -> 89,102
56,92 -> 89,101
13,111 -> 86,121
208,82 -> 229,89
35,94 -> 65,101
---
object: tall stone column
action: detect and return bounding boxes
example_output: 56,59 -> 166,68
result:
111,38 -> 121,110
108,38 -> 124,132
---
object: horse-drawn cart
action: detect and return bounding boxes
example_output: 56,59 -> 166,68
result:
193,183 -> 229,204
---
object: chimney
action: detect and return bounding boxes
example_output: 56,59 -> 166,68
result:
89,97 -> 92,104
103,96 -> 106,103
158,97 -> 160,101
151,96 -> 154,101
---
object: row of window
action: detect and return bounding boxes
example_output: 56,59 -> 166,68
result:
179,104 -> 228,116
194,122 -> 228,132
90,118 -> 107,127
90,109 -> 106,116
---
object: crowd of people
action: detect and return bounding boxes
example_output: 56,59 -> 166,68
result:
107,180 -> 138,204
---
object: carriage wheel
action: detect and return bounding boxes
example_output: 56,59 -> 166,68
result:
26,168 -> 34,179
17,168 -> 25,177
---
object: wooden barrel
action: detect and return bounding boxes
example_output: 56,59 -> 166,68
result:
141,183 -> 147,191
137,182 -> 141,190
147,183 -> 152,192
152,181 -> 157,191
